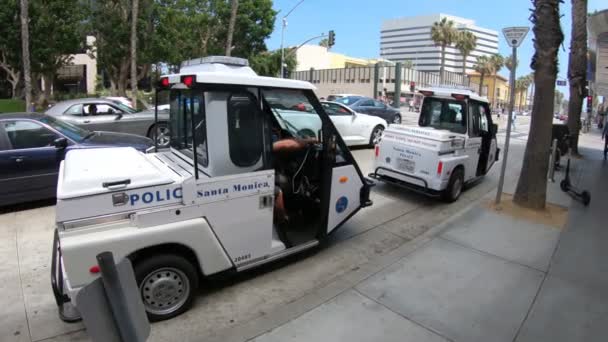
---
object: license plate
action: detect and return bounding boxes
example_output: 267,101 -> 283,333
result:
397,158 -> 415,173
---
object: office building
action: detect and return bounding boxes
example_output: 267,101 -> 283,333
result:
380,14 -> 499,73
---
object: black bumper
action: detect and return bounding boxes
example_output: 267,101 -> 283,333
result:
368,167 -> 442,198
51,229 -> 81,322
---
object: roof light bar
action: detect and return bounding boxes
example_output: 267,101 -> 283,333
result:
181,56 -> 249,68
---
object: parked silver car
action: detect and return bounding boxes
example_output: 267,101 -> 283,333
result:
45,98 -> 170,147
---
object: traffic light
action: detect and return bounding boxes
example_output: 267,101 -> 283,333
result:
328,30 -> 335,48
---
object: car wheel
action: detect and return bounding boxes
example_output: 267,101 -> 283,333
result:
369,125 -> 384,147
134,254 -> 199,322
149,123 -> 170,147
443,167 -> 464,202
392,114 -> 402,124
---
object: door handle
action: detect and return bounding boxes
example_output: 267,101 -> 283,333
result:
10,156 -> 26,163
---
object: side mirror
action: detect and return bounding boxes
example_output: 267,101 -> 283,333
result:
53,137 -> 68,149
491,123 -> 498,135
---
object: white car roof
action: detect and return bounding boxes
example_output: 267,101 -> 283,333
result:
164,56 -> 315,90
419,86 -> 488,103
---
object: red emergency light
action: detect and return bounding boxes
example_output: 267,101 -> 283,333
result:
419,90 -> 434,97
160,77 -> 170,88
181,75 -> 195,87
451,93 -> 468,101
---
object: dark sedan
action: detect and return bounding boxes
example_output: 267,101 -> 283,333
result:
45,98 -> 170,147
0,113 -> 153,207
335,96 -> 402,124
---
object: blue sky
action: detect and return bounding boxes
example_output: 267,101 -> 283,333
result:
266,0 -> 606,99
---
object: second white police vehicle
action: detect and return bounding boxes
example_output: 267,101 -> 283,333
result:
51,56 -> 373,322
369,87 -> 499,202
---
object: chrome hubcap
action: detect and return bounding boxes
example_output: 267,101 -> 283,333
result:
140,267 -> 189,315
156,126 -> 170,147
372,128 -> 383,145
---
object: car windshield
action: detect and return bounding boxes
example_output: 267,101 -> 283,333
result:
336,96 -> 362,106
110,101 -> 138,113
419,98 -> 467,134
38,115 -> 90,142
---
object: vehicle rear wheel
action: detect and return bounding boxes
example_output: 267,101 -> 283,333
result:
134,254 -> 199,322
392,114 -> 402,124
443,168 -> 464,202
148,123 -> 170,148
369,125 -> 384,147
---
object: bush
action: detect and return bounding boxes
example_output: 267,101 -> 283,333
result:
0,99 -> 26,113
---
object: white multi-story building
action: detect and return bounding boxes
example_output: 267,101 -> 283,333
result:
380,14 -> 499,73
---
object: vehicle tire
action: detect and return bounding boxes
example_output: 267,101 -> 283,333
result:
442,167 -> 464,202
368,125 -> 384,147
148,123 -> 171,148
391,114 -> 402,124
134,254 -> 199,322
581,191 -> 591,206
560,180 -> 569,192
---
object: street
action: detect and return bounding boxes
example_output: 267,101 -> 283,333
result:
0,112 -> 533,342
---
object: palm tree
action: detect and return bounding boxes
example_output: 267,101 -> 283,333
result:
513,0 -> 564,210
225,0 -> 239,56
504,54 -> 518,72
566,0 -> 587,155
20,0 -> 31,111
318,38 -> 329,48
455,31 -> 477,77
431,18 -> 458,84
474,55 -> 492,96
130,0 -> 139,110
489,54 -> 504,109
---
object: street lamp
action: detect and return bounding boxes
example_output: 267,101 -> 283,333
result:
280,0 -> 305,78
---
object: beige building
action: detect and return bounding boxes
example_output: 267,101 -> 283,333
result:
295,45 -> 378,71
55,36 -> 98,94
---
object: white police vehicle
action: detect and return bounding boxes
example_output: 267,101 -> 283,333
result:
52,56 -> 373,322
369,87 -> 499,202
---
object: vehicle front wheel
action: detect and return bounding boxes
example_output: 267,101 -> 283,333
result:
134,254 -> 199,322
443,168 -> 464,202
148,123 -> 171,148
391,114 -> 402,124
369,125 -> 384,147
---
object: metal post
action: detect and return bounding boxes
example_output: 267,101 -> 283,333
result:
97,252 -> 138,342
394,62 -> 402,108
495,46 -> 517,205
373,63 -> 379,99
153,88 -> 158,152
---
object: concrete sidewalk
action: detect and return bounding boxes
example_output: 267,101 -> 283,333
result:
238,132 -> 606,342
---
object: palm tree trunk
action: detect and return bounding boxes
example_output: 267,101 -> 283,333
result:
492,73 -> 497,109
225,0 -> 239,56
513,0 -> 564,209
20,0 -> 32,111
462,53 -> 468,78
440,44 -> 446,84
130,0 -> 139,109
479,72 -> 485,95
566,0 -> 587,155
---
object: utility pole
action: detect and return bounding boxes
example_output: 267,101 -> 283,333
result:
495,27 -> 529,205
280,0 -> 304,78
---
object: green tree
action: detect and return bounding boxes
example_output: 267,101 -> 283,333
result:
250,49 -> 296,77
318,38 -> 329,48
566,0 -> 587,155
20,0 -> 31,109
0,0 -> 22,98
474,55 -> 492,96
513,0 -> 564,209
431,17 -> 458,84
226,0 -> 239,56
455,31 -> 477,77
489,53 -> 504,108
504,54 -> 518,72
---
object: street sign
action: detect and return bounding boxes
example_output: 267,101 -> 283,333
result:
502,27 -> 529,48
557,80 -> 567,86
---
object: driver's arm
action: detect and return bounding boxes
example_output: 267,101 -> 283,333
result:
272,137 -> 317,153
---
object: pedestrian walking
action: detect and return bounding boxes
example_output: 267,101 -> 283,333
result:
602,118 -> 608,160
511,110 -> 517,131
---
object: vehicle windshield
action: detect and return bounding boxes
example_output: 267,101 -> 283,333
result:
262,89 -> 322,140
419,98 -> 467,134
38,115 -> 90,142
335,96 -> 362,106
110,101 -> 138,113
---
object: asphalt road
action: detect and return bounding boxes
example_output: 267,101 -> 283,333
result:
0,115 -> 532,342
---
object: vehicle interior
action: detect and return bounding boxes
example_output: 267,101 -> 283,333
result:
419,97 -> 467,134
